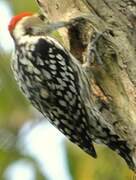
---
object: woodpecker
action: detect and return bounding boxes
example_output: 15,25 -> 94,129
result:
8,12 -> 136,171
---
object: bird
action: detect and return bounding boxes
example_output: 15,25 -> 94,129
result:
8,12 -> 136,171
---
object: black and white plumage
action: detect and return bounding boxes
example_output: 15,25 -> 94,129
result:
8,13 -> 136,171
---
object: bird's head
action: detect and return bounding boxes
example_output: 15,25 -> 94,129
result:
8,12 -> 49,39
8,12 -> 68,43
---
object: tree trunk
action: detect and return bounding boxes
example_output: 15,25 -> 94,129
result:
36,0 -> 136,172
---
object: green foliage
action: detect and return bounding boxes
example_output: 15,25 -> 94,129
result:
9,0 -> 38,14
67,142 -> 133,180
0,54 -> 29,125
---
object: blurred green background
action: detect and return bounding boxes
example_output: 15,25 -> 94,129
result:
0,0 -> 134,179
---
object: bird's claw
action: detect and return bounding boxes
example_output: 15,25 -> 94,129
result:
84,31 -> 109,66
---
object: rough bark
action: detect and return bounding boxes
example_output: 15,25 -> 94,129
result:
36,0 -> 136,172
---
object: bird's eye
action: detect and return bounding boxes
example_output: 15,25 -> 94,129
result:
25,27 -> 33,35
37,0 -> 42,6
39,14 -> 45,21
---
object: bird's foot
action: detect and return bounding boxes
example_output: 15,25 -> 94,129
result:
83,31 -> 107,67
